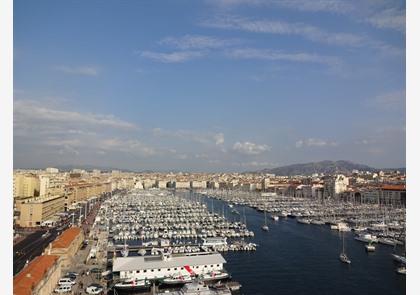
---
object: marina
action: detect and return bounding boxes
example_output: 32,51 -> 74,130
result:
83,189 -> 406,294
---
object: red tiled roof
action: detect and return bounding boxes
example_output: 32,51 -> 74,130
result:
382,184 -> 406,191
51,227 -> 81,249
13,255 -> 59,295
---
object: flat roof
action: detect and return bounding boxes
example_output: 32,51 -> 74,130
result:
113,253 -> 226,272
14,255 -> 59,295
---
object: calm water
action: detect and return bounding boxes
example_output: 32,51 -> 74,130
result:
197,194 -> 405,295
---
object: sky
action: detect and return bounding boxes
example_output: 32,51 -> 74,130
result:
13,0 -> 406,172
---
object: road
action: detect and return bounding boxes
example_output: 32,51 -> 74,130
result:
13,192 -> 114,276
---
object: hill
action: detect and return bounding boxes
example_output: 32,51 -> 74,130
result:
257,160 -> 377,176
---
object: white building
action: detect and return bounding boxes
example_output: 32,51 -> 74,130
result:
45,167 -> 59,173
175,181 -> 190,189
113,253 -> 226,280
191,181 -> 207,189
334,175 -> 349,196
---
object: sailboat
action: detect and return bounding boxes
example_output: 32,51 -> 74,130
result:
339,233 -> 351,264
261,211 -> 269,231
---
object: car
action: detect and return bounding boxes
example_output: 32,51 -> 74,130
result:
54,285 -> 72,293
90,267 -> 102,274
65,271 -> 78,277
58,278 -> 76,285
63,274 -> 77,280
86,284 -> 104,294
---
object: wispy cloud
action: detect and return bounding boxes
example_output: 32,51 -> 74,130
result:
14,100 -> 137,130
366,7 -> 405,32
295,138 -> 338,148
54,65 -> 99,76
232,141 -> 271,155
153,128 -> 225,147
159,34 -> 239,50
139,50 -> 205,63
201,15 -> 364,47
367,90 -> 405,111
201,15 -> 402,55
208,0 -> 405,32
227,48 -> 341,66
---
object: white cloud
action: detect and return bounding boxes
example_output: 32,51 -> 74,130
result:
153,128 -> 225,147
295,138 -> 338,148
227,48 -> 341,66
369,90 -> 405,110
202,15 -> 364,47
160,35 -> 238,50
140,50 -> 205,63
365,8 -> 405,32
213,133 -> 225,145
54,65 -> 99,76
232,141 -> 271,155
14,100 -> 137,130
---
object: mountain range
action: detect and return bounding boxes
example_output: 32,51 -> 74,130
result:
255,160 -> 405,176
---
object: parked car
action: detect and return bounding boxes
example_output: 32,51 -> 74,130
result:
86,283 -> 104,294
65,271 -> 78,277
90,267 -> 102,274
58,278 -> 76,285
54,285 -> 72,293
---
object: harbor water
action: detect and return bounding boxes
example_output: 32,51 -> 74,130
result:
198,193 -> 405,295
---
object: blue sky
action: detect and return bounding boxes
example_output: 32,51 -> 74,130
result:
13,0 -> 406,171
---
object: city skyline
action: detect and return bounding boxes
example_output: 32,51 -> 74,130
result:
14,0 -> 406,172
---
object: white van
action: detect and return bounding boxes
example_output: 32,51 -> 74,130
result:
58,278 -> 75,285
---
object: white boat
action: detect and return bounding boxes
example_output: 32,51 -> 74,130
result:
354,233 -> 378,243
261,211 -> 269,231
138,248 -> 147,256
365,242 -> 376,252
311,220 -> 325,225
396,266 -> 406,275
114,278 -> 151,290
339,233 -> 351,264
163,274 -> 193,285
391,253 -> 406,264
158,281 -> 231,295
297,218 -> 311,224
271,215 -> 279,221
200,270 -> 230,281
340,253 -> 351,264
378,238 -> 397,246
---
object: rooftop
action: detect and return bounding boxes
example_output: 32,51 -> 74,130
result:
51,227 -> 82,249
113,253 -> 226,272
13,255 -> 59,295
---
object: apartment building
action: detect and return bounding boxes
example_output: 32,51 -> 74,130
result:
17,195 -> 65,227
13,173 -> 40,199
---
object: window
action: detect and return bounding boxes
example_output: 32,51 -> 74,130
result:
181,267 -> 184,270
167,268 -> 170,271
210,265 -> 213,267
204,265 -> 207,268
217,264 -> 220,267
143,270 -> 147,273
136,270 -> 139,273
158,269 -> 161,271
174,268 -> 177,270
151,269 -> 154,272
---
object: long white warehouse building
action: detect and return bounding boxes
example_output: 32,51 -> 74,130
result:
113,253 -> 226,280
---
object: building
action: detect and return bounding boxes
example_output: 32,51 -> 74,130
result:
45,167 -> 59,173
13,173 -> 40,199
13,255 -> 61,295
17,195 -> 65,227
45,227 -> 84,268
113,253 -> 226,281
191,181 -> 207,189
175,181 -> 190,189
